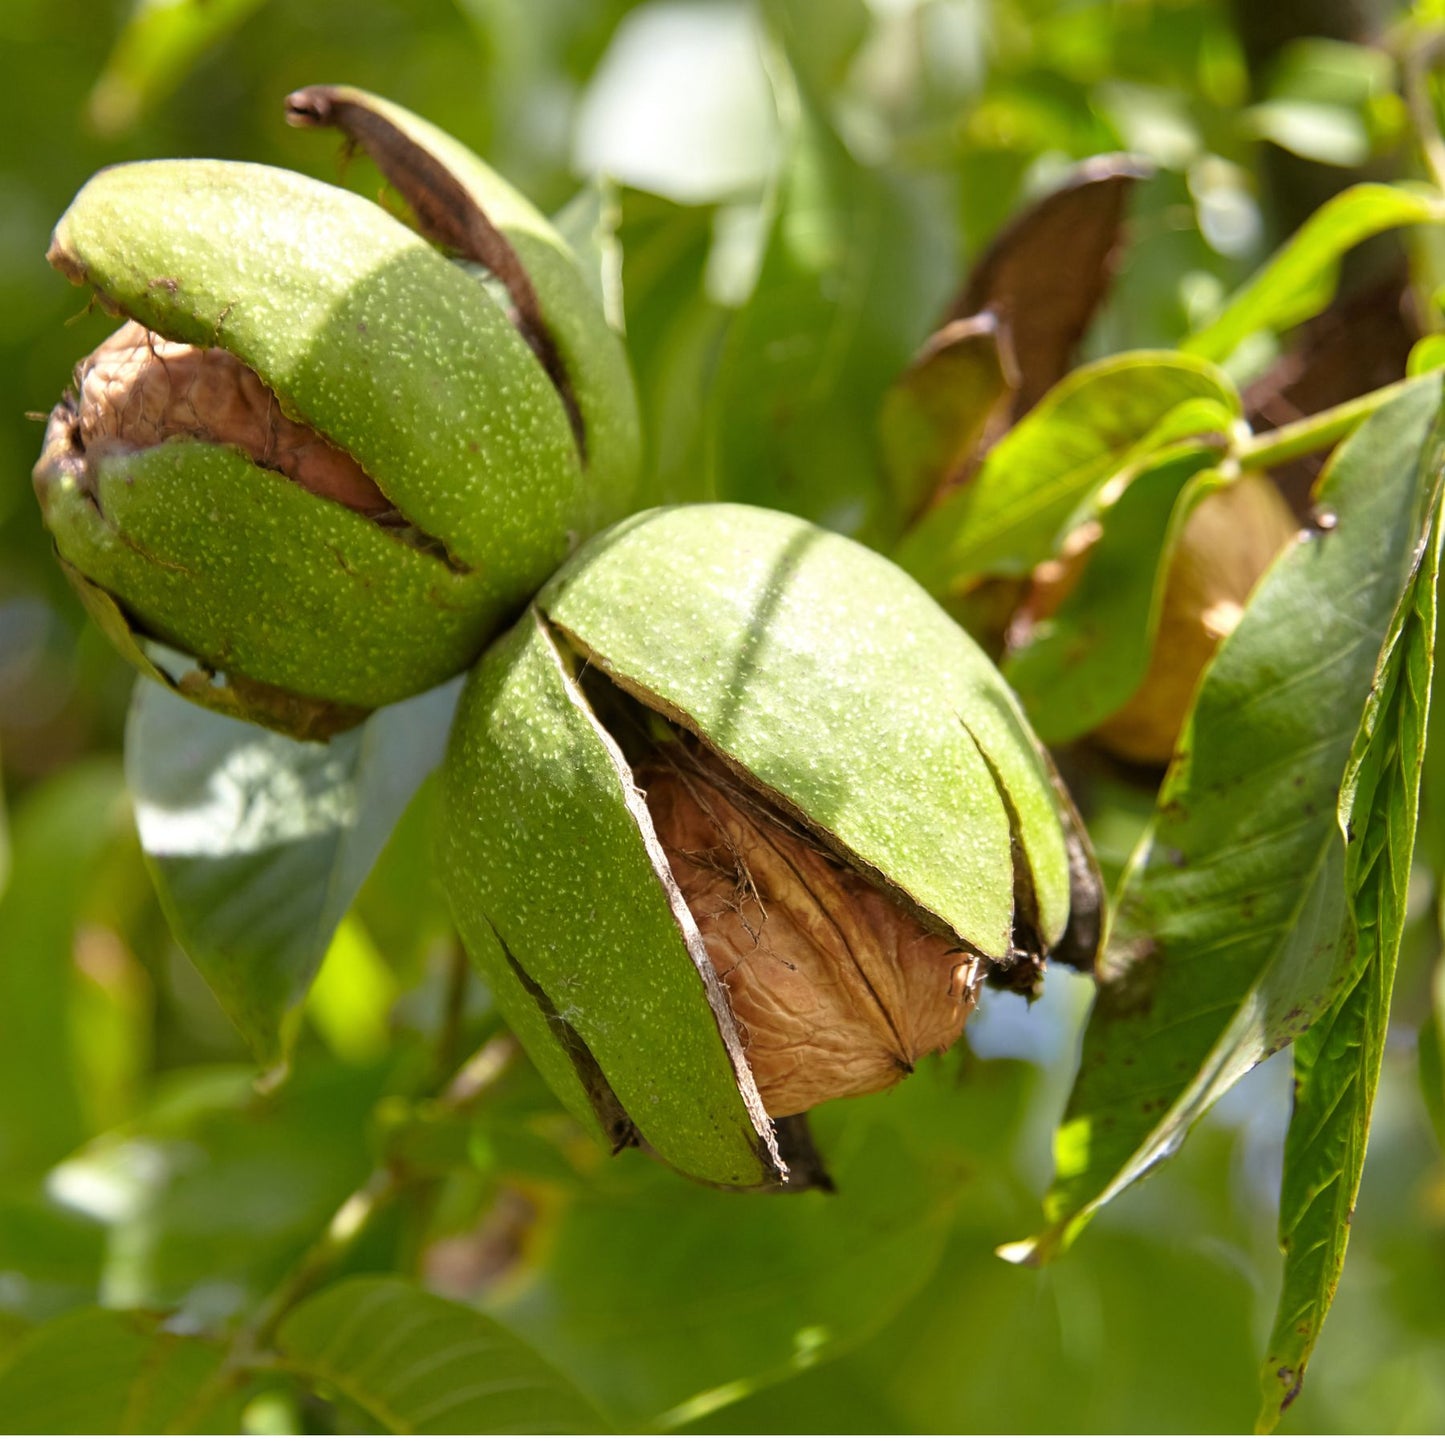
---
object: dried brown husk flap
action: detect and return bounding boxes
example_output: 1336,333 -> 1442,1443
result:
285,85 -> 586,459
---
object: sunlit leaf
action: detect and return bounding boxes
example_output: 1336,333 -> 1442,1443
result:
1004,444 -> 1221,743
894,352 -> 1239,595
1260,486 -> 1442,1428
275,1276 -> 608,1432
304,916 -> 397,1064
0,1308 -> 240,1431
1410,335 -> 1445,377
126,677 -> 461,1069
1243,101 -> 1370,167
1017,377 -> 1445,1264
1184,184 -> 1445,363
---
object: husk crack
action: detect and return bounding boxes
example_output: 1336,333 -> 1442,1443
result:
639,741 -> 984,1118
34,321 -> 468,573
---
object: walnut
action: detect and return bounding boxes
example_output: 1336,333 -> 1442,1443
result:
53,321 -> 388,514
639,750 -> 982,1117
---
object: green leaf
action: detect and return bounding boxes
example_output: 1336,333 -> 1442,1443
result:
1264,37 -> 1395,109
1410,335 -> 1445,377
496,1055 -> 989,1429
1004,444 -> 1221,743
0,763 -> 127,1179
0,1308 -> 240,1431
1183,184 -> 1445,364
0,1194 -> 106,1322
707,58 -> 950,533
0,755 -> 9,897
54,1060 -> 382,1323
1243,100 -> 1370,167
86,0 -> 272,137
894,353 -> 1239,595
0,1316 -> 28,1372
552,177 -> 625,333
615,188 -> 725,508
1016,377 -> 1445,1265
876,315 -> 1013,524
274,1276 -> 608,1433
1260,493 -> 1442,1428
762,0 -> 870,98
126,676 -> 460,1069
1423,956 -> 1445,1154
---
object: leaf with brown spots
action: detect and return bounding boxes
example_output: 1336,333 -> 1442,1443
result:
1011,377 -> 1445,1268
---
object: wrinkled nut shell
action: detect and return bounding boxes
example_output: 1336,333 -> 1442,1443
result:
41,320 -> 388,516
639,750 -> 981,1117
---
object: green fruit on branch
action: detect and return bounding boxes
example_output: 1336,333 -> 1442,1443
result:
1018,470 -> 1299,766
34,86 -> 639,739
440,504 -> 1101,1190
1091,471 -> 1297,764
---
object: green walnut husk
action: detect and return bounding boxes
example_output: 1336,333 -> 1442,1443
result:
440,504 -> 1101,1190
34,86 -> 639,739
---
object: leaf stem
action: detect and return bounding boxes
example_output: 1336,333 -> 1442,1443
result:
1233,373 -> 1433,473
180,1033 -> 520,1427
259,1031 -> 520,1348
1405,28 -> 1445,196
250,1169 -> 402,1351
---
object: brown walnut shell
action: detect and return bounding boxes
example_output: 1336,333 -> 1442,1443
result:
638,748 -> 983,1118
44,320 -> 388,516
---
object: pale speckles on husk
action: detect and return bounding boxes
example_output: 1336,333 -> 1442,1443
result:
440,505 -> 1100,1188
639,746 -> 982,1118
34,122 -> 643,734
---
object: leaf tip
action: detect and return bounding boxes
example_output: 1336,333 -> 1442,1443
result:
996,1233 -> 1052,1267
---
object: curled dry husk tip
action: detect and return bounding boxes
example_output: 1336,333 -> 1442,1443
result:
440,504 -> 1102,1191
34,85 -> 639,739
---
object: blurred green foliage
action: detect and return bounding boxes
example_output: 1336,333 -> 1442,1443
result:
3,0 -> 1445,1434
